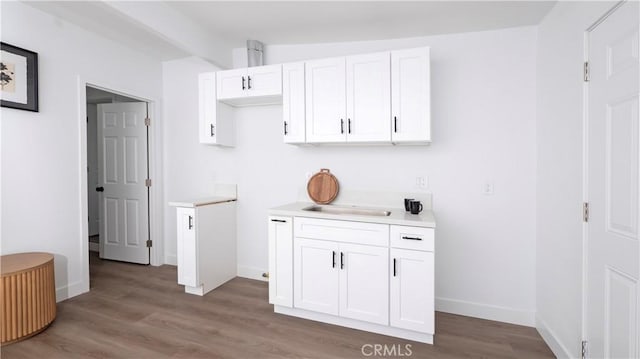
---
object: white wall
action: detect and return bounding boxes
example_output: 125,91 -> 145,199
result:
0,2 -> 163,300
535,2 -> 617,358
164,26 -> 538,325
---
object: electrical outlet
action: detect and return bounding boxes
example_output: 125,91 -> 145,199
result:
483,181 -> 494,195
415,176 -> 428,189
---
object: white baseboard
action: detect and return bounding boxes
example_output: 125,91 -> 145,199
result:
164,254 -> 177,266
536,315 -> 572,358
435,296 -> 535,327
55,280 -> 88,303
237,265 -> 268,282
89,242 -> 99,252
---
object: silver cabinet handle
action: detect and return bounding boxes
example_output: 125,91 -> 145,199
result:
188,216 -> 193,230
210,124 -> 215,137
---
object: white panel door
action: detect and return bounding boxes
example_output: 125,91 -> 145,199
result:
305,57 -> 347,143
391,47 -> 431,143
216,68 -> 247,100
587,2 -> 639,358
268,216 -> 293,307
346,52 -> 391,142
390,248 -> 434,333
283,62 -> 306,143
176,208 -> 197,287
247,64 -> 282,98
339,243 -> 389,325
97,102 -> 149,264
294,238 -> 339,315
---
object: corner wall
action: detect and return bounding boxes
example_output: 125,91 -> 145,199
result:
536,2 -> 617,357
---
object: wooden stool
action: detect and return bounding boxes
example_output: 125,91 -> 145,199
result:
1,253 -> 56,344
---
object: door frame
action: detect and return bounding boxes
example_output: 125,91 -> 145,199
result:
581,0 -> 631,350
77,75 -> 164,294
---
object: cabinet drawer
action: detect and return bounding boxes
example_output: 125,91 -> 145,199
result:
390,225 -> 434,252
294,217 -> 389,247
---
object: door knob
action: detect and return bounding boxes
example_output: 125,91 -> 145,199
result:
96,187 -> 104,192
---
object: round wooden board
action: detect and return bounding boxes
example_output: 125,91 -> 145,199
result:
307,169 -> 339,204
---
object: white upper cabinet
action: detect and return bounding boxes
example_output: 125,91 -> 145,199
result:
305,57 -> 347,143
216,64 -> 282,106
198,72 -> 234,147
282,62 -> 306,144
391,47 -> 431,143
346,52 -> 391,143
216,68 -> 246,100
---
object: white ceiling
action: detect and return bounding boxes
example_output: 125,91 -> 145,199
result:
25,1 -> 556,67
166,1 -> 556,47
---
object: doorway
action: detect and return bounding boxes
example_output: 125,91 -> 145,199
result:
86,86 -> 151,265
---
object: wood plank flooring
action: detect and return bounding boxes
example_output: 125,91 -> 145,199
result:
1,253 -> 555,358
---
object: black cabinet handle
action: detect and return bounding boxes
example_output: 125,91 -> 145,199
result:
284,121 -> 288,135
402,236 -> 422,241
393,258 -> 397,277
394,116 -> 397,133
188,216 -> 193,230
247,76 -> 252,89
332,251 -> 336,268
340,252 -> 344,269
348,118 -> 351,134
210,124 -> 215,137
242,76 -> 246,90
96,186 -> 104,192
340,119 -> 344,134
270,219 -> 287,223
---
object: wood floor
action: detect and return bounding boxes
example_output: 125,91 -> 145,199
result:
1,253 -> 555,358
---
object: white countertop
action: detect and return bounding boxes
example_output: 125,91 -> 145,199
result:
168,196 -> 237,208
269,202 -> 436,228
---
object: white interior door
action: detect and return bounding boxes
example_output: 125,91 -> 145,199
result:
586,2 -> 639,358
97,102 -> 149,264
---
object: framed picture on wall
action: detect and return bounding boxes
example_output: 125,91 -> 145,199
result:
1,42 -> 38,112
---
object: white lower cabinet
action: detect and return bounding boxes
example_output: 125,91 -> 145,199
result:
175,201 -> 237,296
390,248 -> 434,333
339,243 -> 389,325
294,237 -> 340,315
270,216 -> 435,344
268,216 -> 294,307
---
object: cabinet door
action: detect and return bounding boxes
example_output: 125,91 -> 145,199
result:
391,47 -> 431,143
176,208 -> 198,287
282,62 -> 306,144
294,238 -> 339,315
339,243 -> 389,325
217,68 -> 247,100
305,57 -> 347,143
198,72 -> 235,147
198,72 -> 217,145
247,64 -> 282,98
268,216 -> 293,307
390,248 -> 434,333
346,52 -> 391,142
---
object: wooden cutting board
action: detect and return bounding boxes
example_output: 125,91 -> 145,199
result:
307,169 -> 339,204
